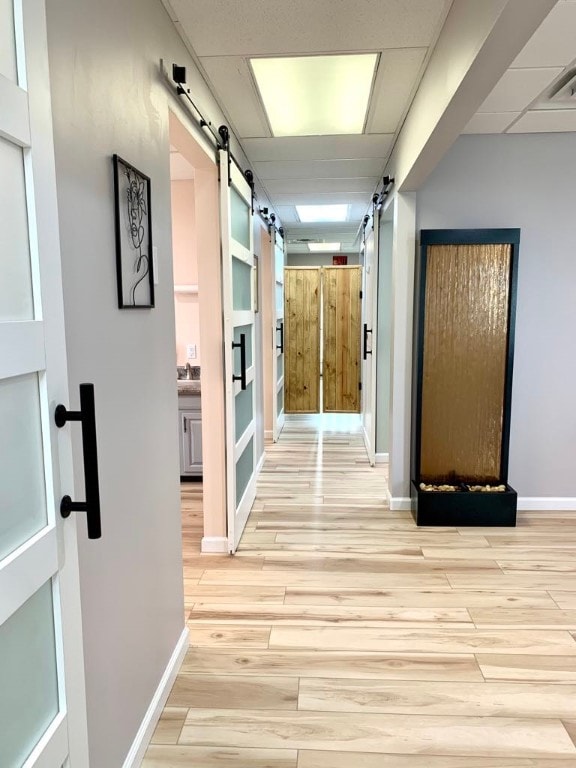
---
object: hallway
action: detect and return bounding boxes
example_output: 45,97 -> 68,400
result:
144,416 -> 576,766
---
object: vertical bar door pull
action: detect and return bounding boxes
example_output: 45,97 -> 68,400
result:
55,383 -> 102,539
276,320 -> 284,352
232,333 -> 247,390
363,323 -> 373,360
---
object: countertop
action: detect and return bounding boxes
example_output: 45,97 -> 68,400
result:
177,380 -> 201,396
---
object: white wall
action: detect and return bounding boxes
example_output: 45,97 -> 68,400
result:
417,133 -> 576,499
45,0 -> 251,764
376,220 -> 393,453
287,253 -> 360,266
172,179 -> 201,366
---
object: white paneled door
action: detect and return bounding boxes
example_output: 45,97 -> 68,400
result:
361,212 -> 379,465
272,228 -> 285,441
0,1 -> 89,766
219,149 -> 258,553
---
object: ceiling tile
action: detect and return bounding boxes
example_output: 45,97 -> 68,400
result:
200,56 -> 271,138
170,0 -> 451,57
263,178 -> 379,195
513,1 -> 576,68
463,112 -> 521,134
366,48 -> 428,133
478,67 -> 564,114
243,134 -> 394,163
270,192 -> 372,207
254,158 -> 385,180
507,108 -> 576,133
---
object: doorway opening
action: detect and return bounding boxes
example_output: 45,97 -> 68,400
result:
284,265 -> 362,415
168,110 -> 228,556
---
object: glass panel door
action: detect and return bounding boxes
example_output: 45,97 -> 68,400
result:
361,213 -> 379,465
219,150 -> 258,552
273,229 -> 285,441
0,1 -> 89,765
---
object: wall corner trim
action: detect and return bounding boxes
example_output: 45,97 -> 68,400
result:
517,497 -> 576,512
375,453 -> 389,465
201,536 -> 229,553
121,627 -> 189,768
389,494 -> 413,511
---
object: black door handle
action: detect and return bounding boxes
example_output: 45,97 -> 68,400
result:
363,323 -> 372,361
55,383 -> 102,539
232,333 -> 247,390
276,320 -> 284,353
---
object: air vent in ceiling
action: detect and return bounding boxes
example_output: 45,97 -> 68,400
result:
548,69 -> 576,104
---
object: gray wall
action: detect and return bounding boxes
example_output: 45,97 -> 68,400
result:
376,221 -> 393,454
46,0 -> 250,764
286,253 -> 360,266
417,133 -> 576,498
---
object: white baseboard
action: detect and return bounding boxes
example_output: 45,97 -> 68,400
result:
264,429 -> 274,442
375,453 -> 389,465
387,490 -> 412,511
122,626 -> 189,768
518,497 -> 576,511
256,451 -> 266,475
201,536 -> 229,553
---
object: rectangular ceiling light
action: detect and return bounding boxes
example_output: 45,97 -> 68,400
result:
308,243 -> 341,252
296,204 -> 349,223
251,54 -> 377,137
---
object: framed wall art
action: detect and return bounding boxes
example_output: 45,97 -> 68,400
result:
112,154 -> 154,308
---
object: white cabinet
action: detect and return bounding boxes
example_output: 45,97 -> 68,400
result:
178,394 -> 202,477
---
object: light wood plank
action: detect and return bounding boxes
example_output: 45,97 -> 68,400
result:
447,573 -> 576,591
180,648 -> 484,682
179,709 -> 576,757
187,625 -> 271,648
186,586 -> 286,604
269,626 -> 576,655
550,592 -> 576,609
423,548 -> 576,561
298,751 -> 576,768
188,602 -> 473,627
298,678 -> 576,718
142,745 -> 297,767
470,608 -> 576,628
167,674 -> 298,710
477,655 -> 576,683
150,708 -> 187,745
284,587 -> 557,609
200,570 -> 450,589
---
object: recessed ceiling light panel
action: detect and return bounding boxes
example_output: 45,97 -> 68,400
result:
251,54 -> 377,137
296,204 -> 349,222
308,242 -> 341,252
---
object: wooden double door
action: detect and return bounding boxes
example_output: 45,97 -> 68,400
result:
285,266 -> 362,413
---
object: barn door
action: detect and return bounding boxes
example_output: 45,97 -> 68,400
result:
361,215 -> 379,464
0,0 -> 90,764
219,150 -> 257,552
284,267 -> 321,413
322,266 -> 362,413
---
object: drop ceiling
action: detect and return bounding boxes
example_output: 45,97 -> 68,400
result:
163,0 -> 453,253
464,0 -> 576,136
164,1 -> 574,253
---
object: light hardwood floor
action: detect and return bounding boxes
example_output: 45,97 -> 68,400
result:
143,415 -> 576,767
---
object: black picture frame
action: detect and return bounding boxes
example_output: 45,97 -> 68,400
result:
113,154 -> 155,308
